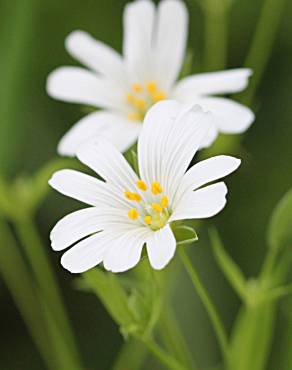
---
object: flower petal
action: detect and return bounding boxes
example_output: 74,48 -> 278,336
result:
65,30 -> 128,88
47,67 -> 125,110
194,97 -> 255,134
198,121 -> 218,149
103,228 -> 151,273
174,156 -> 240,205
138,100 -> 213,202
61,231 -> 114,273
153,0 -> 188,90
123,0 -> 155,81
49,169 -> 128,208
77,138 -> 138,192
146,224 -> 176,270
173,68 -> 252,98
58,111 -> 141,157
171,182 -> 228,221
50,207 -> 134,251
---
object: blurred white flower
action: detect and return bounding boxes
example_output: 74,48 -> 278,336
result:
49,101 -> 240,273
47,0 -> 254,156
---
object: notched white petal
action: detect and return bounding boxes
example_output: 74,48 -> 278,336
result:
171,182 -> 228,221
146,224 -> 176,270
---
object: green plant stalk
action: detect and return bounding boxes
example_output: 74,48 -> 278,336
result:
159,305 -> 198,370
0,218 -> 59,370
15,216 -> 84,370
112,339 -> 148,370
0,0 -> 36,175
228,246 -> 292,370
143,338 -> 187,370
202,0 -> 230,71
227,303 -> 276,370
239,0 -> 286,105
179,248 -> 228,361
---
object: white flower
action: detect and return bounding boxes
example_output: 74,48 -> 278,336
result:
49,100 -> 241,273
47,0 -> 254,156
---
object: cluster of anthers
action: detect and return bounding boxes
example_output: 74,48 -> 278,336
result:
125,180 -> 170,231
126,81 -> 167,121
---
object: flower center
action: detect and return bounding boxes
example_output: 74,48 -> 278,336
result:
126,81 -> 167,121
125,180 -> 170,231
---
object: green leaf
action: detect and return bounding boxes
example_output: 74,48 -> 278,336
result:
209,227 -> 247,301
267,187 -> 292,252
82,269 -> 135,331
131,150 -> 139,175
179,49 -> 193,79
172,225 -> 198,246
127,260 -> 162,338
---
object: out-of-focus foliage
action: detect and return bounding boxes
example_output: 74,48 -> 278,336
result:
0,0 -> 292,369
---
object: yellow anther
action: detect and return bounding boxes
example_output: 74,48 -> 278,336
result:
144,215 -> 152,225
153,91 -> 166,102
128,208 -> 139,220
133,98 -> 146,110
152,203 -> 163,213
128,112 -> 142,121
137,180 -> 147,191
151,181 -> 163,195
132,83 -> 143,93
146,81 -> 157,93
126,93 -> 135,104
124,191 -> 142,202
161,195 -> 168,208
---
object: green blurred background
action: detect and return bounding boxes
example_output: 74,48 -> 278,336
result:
0,0 -> 292,369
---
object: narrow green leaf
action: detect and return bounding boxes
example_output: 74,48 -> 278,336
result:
267,187 -> 292,252
209,227 -> 247,301
131,150 -> 139,175
179,49 -> 193,79
83,269 -> 135,330
172,225 -> 198,246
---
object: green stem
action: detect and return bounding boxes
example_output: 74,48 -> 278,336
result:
202,0 -> 230,71
179,248 -> 228,360
15,216 -> 84,370
0,218 -> 57,370
159,306 -> 198,370
239,0 -> 286,105
112,339 -> 147,370
260,246 -> 278,278
0,0 -> 36,175
143,338 -> 187,370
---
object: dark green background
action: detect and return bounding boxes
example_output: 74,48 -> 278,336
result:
0,0 -> 291,369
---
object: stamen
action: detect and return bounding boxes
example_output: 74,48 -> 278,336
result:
152,203 -> 163,213
146,81 -> 157,94
136,180 -> 147,191
144,215 -> 152,225
133,98 -> 146,110
128,112 -> 142,121
126,93 -> 135,103
153,91 -> 167,102
161,195 -> 168,208
132,83 -> 143,93
124,191 -> 142,202
128,208 -> 139,220
151,181 -> 163,195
